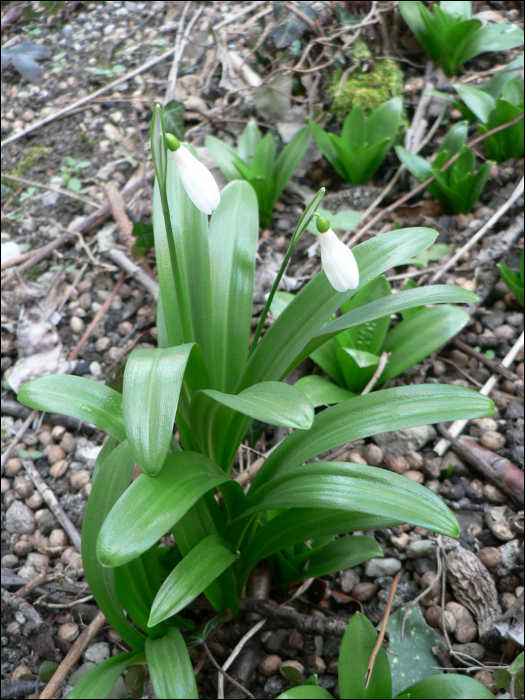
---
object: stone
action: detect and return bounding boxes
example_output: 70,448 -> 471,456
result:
440,610 -> 456,635
12,665 -> 32,683
507,400 -> 524,419
372,425 -> 436,455
58,622 -> 79,642
27,551 -> 50,572
70,470 -> 90,491
405,470 -> 424,483
47,444 -> 66,464
70,316 -> 85,334
494,324 -> 516,339
313,655 -> 326,675
480,431 -> 505,451
280,659 -> 305,683
264,676 -> 286,696
51,425 -> 66,440
6,500 -> 36,534
500,592 -> 516,611
39,430 -> 53,445
451,642 -> 485,661
14,537 -> 33,556
477,547 -> 500,569
364,558 -> 402,577
18,564 -> 37,579
50,459 -> 68,479
84,642 -> 110,664
446,602 -> 477,643
259,654 -> 282,676
405,451 -> 424,469
339,568 -> 360,594
483,483 -> 507,503
390,532 -> 409,551
442,451 -> 470,477
263,629 -> 290,654
450,349 -> 469,368
37,510 -> 57,535
348,452 -> 367,464
363,444 -> 383,466
117,320 -> 133,336
420,570 -> 441,603
351,582 -> 378,601
5,457 -> 22,476
383,452 -> 408,474
59,432 -> 76,453
75,438 -> 103,466
49,529 -> 69,548
89,361 -> 102,376
496,539 -> 521,578
95,336 -> 111,352
25,491 -> 43,509
473,670 -> 493,690
14,475 -> 34,499
432,360 -> 446,377
2,553 -> 19,568
1,477 -> 10,493
406,540 -> 436,558
287,629 -> 303,650
4,489 -> 16,508
470,417 -> 498,436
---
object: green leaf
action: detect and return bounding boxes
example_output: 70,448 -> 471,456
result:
237,120 -> 262,161
440,1 -> 471,19
186,610 -> 231,646
454,84 -> 495,123
151,104 -> 167,190
252,133 -> 275,180
272,125 -> 310,204
243,460 -> 460,537
461,22 -> 524,64
96,451 -> 230,568
336,275 -> 392,354
67,651 -> 144,700
382,305 -> 469,381
395,147 -> 432,183
438,121 -> 468,157
82,441 -> 146,650
384,605 -> 443,696
205,135 -> 244,182
148,535 -> 237,626
200,381 -> 315,430
309,118 -> 347,180
17,375 -> 125,443
123,345 -> 195,476
270,291 -> 295,318
294,375 -> 356,407
163,99 -> 185,141
339,612 -> 391,699
277,686 -> 334,699
146,628 -> 198,699
330,209 -> 361,234
343,106 -> 367,152
208,181 -> 258,392
336,348 -> 381,392
398,674 -> 495,698
497,262 -> 524,307
311,339 -> 345,386
251,384 -> 493,490
284,535 -> 383,584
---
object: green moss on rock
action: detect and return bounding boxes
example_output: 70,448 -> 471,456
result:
10,145 -> 52,178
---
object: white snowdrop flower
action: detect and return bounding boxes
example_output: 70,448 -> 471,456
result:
316,216 -> 359,293
165,134 -> 220,215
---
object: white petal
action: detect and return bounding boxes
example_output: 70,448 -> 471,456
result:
319,229 -> 359,292
171,145 -> 220,215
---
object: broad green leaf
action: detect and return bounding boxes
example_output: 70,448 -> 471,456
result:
67,651 -> 144,700
502,76 -> 524,106
308,118 -> 346,179
294,375 -> 356,407
238,120 -> 262,161
461,23 -> 524,65
270,291 -> 295,318
454,84 -> 495,123
205,135 -> 244,182
146,628 -> 198,699
251,384 -> 494,490
467,160 -> 493,212
123,345 -> 194,476
208,181 -> 258,392
272,125 -> 311,202
398,674 -> 495,698
243,461 -> 460,537
382,305 -> 469,381
438,121 -> 468,157
239,227 -> 439,389
343,105 -> 366,151
366,98 -> 402,155
277,686 -> 334,699
336,275 -> 391,354
337,347 -> 381,392
283,535 -> 383,584
82,441 -> 146,650
97,452 -> 230,568
292,286 -> 477,379
395,147 -> 432,183
384,605 -> 442,697
440,1 -> 471,19
311,339 -> 345,386
200,381 -> 314,430
149,535 -> 237,626
241,508 -> 401,570
330,208 -> 361,233
339,612 -> 391,699
252,133 -> 275,179
17,375 -> 125,443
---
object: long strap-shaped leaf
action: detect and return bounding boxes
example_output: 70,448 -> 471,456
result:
17,374 -> 125,442
146,628 -> 199,700
123,344 -> 198,475
243,461 -> 460,536
82,440 -> 146,650
251,384 -> 493,491
67,650 -> 145,700
237,227 -> 438,389
148,535 -> 238,626
208,180 -> 258,392
97,451 -> 230,568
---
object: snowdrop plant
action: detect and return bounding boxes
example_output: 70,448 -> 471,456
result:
17,105 -> 494,698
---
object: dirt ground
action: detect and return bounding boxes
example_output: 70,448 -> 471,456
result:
1,2 -> 523,699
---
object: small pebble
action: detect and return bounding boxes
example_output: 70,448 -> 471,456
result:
95,336 -> 111,352
405,451 -> 424,469
470,417 -> 498,435
1,477 -> 10,493
4,490 -> 16,508
383,452 -> 408,474
117,320 -> 133,336
12,665 -> 32,683
47,444 -> 66,464
2,553 -> 19,568
14,537 -> 33,556
6,621 -> 21,635
406,540 -> 436,558
450,349 -> 469,368
105,347 -> 121,362
81,482 -> 92,498
423,457 -> 441,479
432,360 -> 446,377
6,500 -> 36,534
390,532 -> 410,551
483,483 -> 507,503
339,569 -> 360,594
473,670 -> 493,690
424,605 -> 441,627
39,430 -> 53,446
5,457 -> 22,476
440,610 -> 456,635
70,470 -> 90,491
25,491 -> 43,509
363,444 -> 383,466
442,451 -> 469,477
348,452 -> 366,464
78,279 -> 93,293
405,470 -> 424,483
84,642 -> 110,664
279,659 -> 305,681
60,433 -> 76,453
51,425 -> 66,440
58,622 -> 80,642
70,316 -> 85,334
49,529 -> 69,548
490,520 -> 515,541
420,570 -> 440,603
351,582 -> 378,601
79,292 -> 92,310
313,655 -> 326,675
89,361 -> 103,376
480,431 -> 505,451
61,546 -> 78,565
494,324 -> 516,339
14,475 -> 34,499
500,592 -> 516,610
446,602 -> 477,643
365,557 -> 402,577
27,551 -> 50,572
50,459 -> 68,479
451,642 -> 485,661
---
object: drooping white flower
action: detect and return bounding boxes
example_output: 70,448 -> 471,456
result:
165,134 -> 220,215
316,216 -> 359,293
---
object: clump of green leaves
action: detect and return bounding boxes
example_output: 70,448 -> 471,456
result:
206,120 -> 310,227
309,98 -> 402,184
396,121 -> 493,213
498,249 -> 524,308
17,104 -> 494,699
399,1 -> 524,77
60,156 -> 91,193
276,610 -> 495,699
271,271 -> 471,406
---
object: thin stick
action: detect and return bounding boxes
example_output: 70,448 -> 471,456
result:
105,249 -> 159,298
21,459 -> 82,551
217,618 -> 266,699
14,572 -> 50,599
166,4 -> 204,104
213,1 -> 267,30
361,352 -> 390,395
44,594 -> 94,609
452,337 -> 518,382
1,408 -> 38,469
38,610 -> 107,699
1,588 -> 44,628
2,173 -> 99,207
68,272 -> 127,361
365,565 -> 405,688
430,177 -> 524,284
104,183 -> 134,253
435,331 -> 524,456
401,555 -> 442,641
203,642 -> 255,700
1,48 -> 179,148
0,248 -> 34,270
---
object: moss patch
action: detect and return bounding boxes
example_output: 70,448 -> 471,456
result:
9,145 -> 52,178
327,41 -> 405,124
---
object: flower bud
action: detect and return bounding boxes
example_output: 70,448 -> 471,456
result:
318,227 -> 359,293
170,144 -> 220,215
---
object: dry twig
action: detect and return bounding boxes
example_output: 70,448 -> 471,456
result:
361,352 -> 390,395
1,588 -> 44,628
